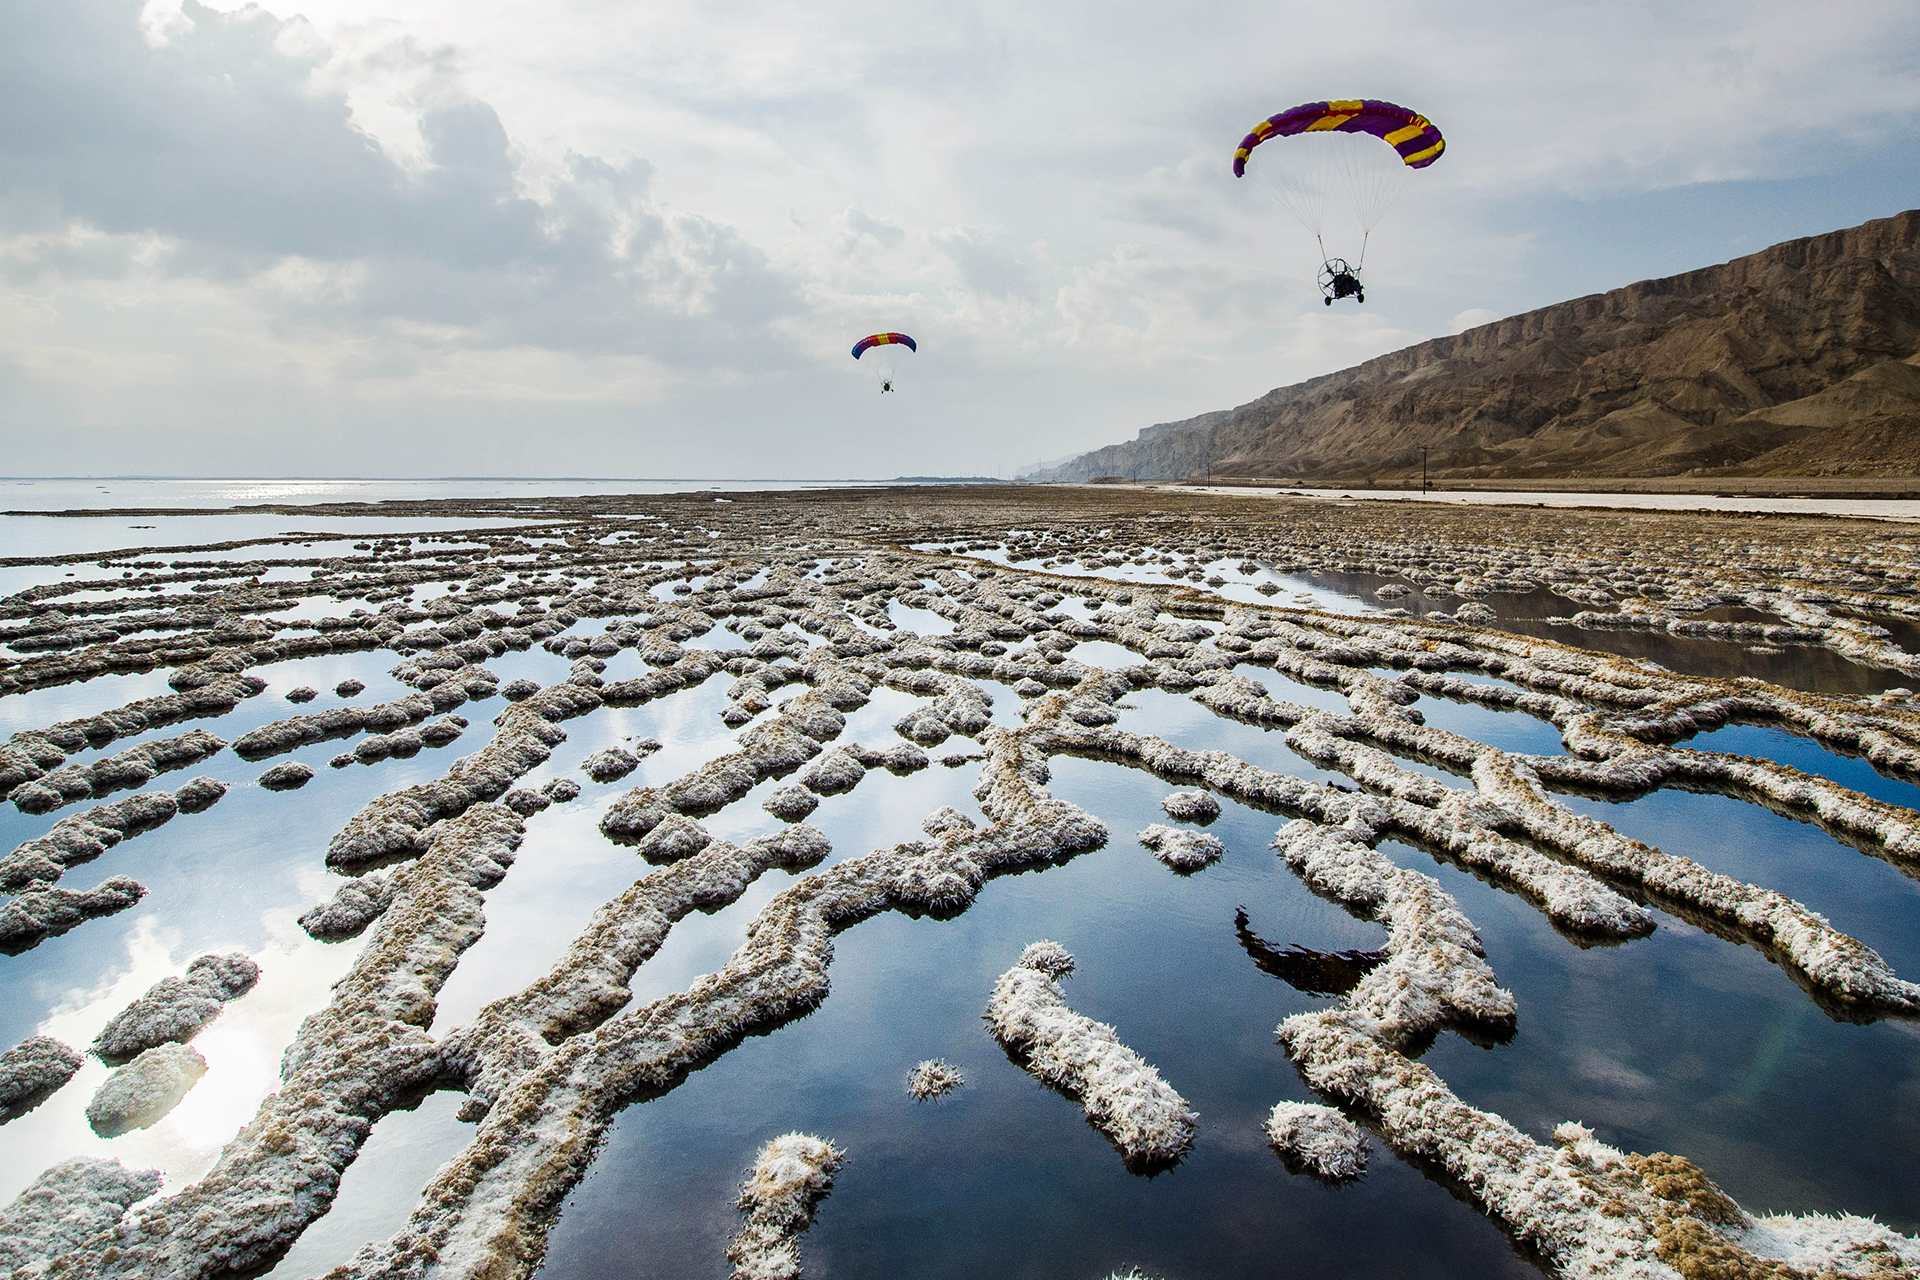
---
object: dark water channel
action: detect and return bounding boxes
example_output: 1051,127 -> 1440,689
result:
537,755 -> 1537,1280
5,531 -> 1918,1278
1305,569 -> 1918,696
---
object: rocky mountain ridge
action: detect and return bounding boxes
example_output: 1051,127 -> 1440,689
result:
1034,209 -> 1920,483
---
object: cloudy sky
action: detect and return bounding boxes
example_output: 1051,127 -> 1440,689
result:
4,0 -> 1917,479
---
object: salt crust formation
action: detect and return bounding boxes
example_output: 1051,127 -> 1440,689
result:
1136,823 -> 1223,872
175,777 -> 227,812
2,487 -> 1919,1277
11,730 -> 225,816
0,1037 -> 83,1115
1016,938 -> 1076,980
85,1042 -> 208,1136
92,952 -> 261,1062
581,746 -> 641,782
0,1160 -> 161,1273
0,676 -> 261,802
233,695 -> 444,760
1159,789 -> 1220,822
762,784 -> 818,820
257,762 -> 312,790
0,781 -> 221,895
905,1059 -> 964,1100
0,878 -> 146,952
501,788 -> 548,817
726,1132 -> 843,1280
987,942 -> 1197,1169
1264,1101 -> 1368,1181
1282,1014 -> 1920,1277
921,806 -> 975,838
635,813 -> 711,863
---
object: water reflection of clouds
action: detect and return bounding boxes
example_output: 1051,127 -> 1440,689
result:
918,542 -> 1384,615
0,669 -> 178,736
1065,639 -> 1152,669
8,498 -> 1920,1267
885,600 -> 955,636
6,898 -> 357,1203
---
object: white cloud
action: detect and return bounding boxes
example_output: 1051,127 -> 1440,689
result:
4,0 -> 1917,477
1450,308 -> 1499,334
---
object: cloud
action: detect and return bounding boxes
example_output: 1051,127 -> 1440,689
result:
2,0 -> 1916,478
832,207 -> 904,255
0,0 -> 801,370
1450,307 -> 1499,334
931,225 -> 1036,299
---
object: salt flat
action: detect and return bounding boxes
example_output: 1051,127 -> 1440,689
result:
1,484 -> 1917,1280
1143,483 -> 1920,522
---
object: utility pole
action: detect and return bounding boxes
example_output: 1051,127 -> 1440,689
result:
1421,446 -> 1428,494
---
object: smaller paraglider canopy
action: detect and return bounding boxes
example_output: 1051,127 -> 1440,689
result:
851,332 -> 917,360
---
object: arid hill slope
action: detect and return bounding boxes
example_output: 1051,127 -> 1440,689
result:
1035,210 -> 1920,483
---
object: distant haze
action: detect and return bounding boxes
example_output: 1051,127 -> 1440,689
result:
4,0 -> 1918,478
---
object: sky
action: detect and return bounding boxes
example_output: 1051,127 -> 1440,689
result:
3,0 -> 1917,480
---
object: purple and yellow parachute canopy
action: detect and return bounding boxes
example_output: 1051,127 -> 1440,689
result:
1232,99 -> 1444,177
851,332 -> 917,360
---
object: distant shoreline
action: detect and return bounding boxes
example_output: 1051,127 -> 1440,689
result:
8,474 -> 1920,523
1094,480 -> 1920,522
1124,474 -> 1920,500
0,475 -> 881,483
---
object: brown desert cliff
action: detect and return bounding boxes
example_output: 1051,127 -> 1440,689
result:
1035,209 -> 1920,484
